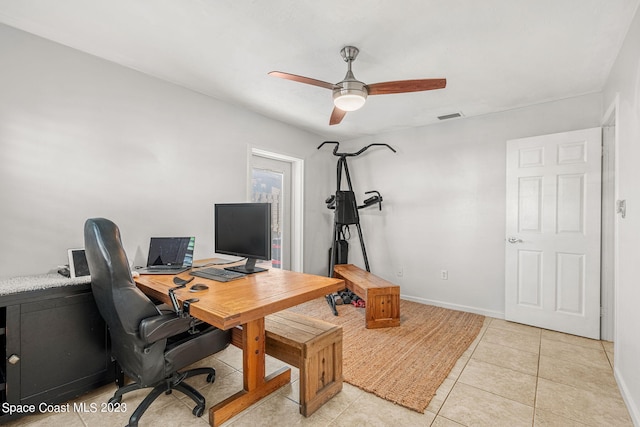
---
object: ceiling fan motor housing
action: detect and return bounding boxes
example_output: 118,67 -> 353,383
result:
332,46 -> 368,111
333,80 -> 368,111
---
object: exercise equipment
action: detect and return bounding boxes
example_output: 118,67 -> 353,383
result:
318,141 -> 396,314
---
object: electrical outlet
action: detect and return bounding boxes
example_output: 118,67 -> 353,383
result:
440,270 -> 448,280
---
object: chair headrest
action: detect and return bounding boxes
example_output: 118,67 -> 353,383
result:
84,217 -> 134,290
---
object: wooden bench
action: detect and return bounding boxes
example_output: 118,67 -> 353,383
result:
334,263 -> 401,329
230,311 -> 342,417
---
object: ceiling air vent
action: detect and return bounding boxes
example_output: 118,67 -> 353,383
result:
437,112 -> 463,120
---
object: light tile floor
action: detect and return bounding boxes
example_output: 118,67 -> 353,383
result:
5,317 -> 633,426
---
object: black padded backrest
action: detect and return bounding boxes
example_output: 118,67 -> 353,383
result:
84,218 -> 164,384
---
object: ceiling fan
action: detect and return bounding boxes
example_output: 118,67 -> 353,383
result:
269,46 -> 446,125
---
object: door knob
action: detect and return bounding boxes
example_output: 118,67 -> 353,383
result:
507,237 -> 523,243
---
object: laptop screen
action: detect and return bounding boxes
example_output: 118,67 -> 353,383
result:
146,237 -> 195,267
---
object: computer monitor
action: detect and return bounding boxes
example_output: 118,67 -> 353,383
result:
214,203 -> 271,274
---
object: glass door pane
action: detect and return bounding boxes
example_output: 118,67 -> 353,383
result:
252,167 -> 284,269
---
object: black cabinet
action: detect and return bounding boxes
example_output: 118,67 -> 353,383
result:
0,282 -> 114,422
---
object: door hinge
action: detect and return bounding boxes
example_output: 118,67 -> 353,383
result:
616,200 -> 626,219
600,306 -> 606,317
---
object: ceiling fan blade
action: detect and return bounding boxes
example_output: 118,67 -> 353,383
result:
367,78 -> 446,95
268,71 -> 335,90
329,107 -> 347,125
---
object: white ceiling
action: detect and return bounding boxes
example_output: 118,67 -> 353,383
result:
0,0 -> 638,139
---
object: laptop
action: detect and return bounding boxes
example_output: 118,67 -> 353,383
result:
137,237 -> 195,275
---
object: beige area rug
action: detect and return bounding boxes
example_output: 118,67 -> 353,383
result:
288,298 -> 484,413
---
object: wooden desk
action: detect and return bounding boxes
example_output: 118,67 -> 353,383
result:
134,263 -> 343,427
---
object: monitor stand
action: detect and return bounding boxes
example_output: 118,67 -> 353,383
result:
224,258 -> 268,274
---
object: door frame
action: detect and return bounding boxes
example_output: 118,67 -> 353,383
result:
248,147 -> 304,272
601,95 -> 619,342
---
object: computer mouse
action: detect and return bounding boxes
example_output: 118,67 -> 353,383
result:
190,283 -> 209,292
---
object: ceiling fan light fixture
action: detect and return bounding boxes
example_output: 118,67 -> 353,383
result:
333,91 -> 367,111
333,81 -> 368,111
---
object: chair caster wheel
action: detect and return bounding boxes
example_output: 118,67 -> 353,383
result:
108,396 -> 122,405
193,405 -> 204,417
165,389 -> 172,395
206,372 -> 216,383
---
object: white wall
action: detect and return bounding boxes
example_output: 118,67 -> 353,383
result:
603,5 -> 640,424
0,23 -> 334,279
341,93 -> 602,317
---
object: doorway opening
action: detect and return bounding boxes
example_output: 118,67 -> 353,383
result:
249,148 -> 304,272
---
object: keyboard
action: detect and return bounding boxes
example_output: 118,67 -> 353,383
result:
146,266 -> 183,271
138,265 -> 189,275
190,267 -> 246,282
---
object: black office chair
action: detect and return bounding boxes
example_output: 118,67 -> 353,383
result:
84,218 -> 231,427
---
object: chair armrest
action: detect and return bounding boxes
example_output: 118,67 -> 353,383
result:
139,314 -> 192,344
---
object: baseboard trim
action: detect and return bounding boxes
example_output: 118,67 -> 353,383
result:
614,366 -> 640,426
401,294 -> 504,319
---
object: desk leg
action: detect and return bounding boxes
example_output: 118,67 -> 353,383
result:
209,318 -> 291,426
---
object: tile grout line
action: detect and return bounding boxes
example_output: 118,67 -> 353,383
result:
446,319 -> 542,423
427,316 -> 491,426
450,330 -> 542,410
602,340 -> 614,370
531,329 -> 542,427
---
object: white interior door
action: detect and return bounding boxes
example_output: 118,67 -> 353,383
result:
505,128 -> 602,339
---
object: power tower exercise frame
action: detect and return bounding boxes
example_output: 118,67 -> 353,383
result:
318,141 -> 396,313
